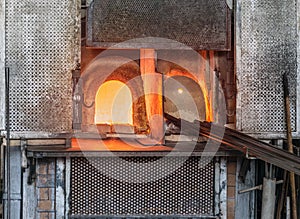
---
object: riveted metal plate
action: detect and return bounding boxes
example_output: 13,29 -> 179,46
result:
70,157 -> 215,217
237,0 -> 298,135
87,0 -> 231,50
5,0 -> 80,132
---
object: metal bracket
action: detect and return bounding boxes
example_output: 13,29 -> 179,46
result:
82,93 -> 94,108
245,148 -> 256,160
21,138 -> 28,169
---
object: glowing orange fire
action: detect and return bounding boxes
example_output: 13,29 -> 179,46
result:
95,80 -> 133,125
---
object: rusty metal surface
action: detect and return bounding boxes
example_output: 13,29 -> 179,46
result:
87,0 -> 231,50
70,156 -> 215,217
5,0 -> 80,132
236,0 -> 298,136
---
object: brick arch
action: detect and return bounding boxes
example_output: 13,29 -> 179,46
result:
80,56 -> 148,132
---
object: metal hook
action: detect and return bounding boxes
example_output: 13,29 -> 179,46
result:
82,93 -> 94,108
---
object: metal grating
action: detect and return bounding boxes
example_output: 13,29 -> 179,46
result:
238,0 -> 298,134
5,0 -> 80,132
70,157 -> 215,217
88,0 -> 230,50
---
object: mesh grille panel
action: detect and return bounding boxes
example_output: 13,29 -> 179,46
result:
238,0 -> 298,134
5,0 -> 79,132
70,157 -> 215,217
89,0 -> 230,50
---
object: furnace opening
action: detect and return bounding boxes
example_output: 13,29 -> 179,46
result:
164,76 -> 206,122
95,80 -> 133,126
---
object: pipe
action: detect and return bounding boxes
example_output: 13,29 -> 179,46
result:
5,67 -> 10,219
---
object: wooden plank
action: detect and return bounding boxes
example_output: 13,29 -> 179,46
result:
235,158 -> 256,219
22,167 -> 37,219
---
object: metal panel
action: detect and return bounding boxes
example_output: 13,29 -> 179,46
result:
87,0 -> 231,50
70,157 -> 215,217
5,0 -> 80,133
236,0 -> 299,137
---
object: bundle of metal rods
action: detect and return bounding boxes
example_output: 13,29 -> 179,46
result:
165,113 -> 300,175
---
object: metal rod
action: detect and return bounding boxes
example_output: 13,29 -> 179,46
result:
238,180 -> 283,194
164,113 -> 300,175
283,73 -> 298,219
5,67 -> 10,219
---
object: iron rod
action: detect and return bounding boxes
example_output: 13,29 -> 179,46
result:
165,113 -> 300,175
5,67 -> 10,219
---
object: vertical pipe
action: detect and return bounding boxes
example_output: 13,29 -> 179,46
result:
5,67 -> 10,219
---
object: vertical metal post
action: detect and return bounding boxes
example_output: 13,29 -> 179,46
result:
5,67 -> 10,219
72,69 -> 82,130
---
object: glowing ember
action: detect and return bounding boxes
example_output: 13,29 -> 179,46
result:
95,80 -> 133,125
